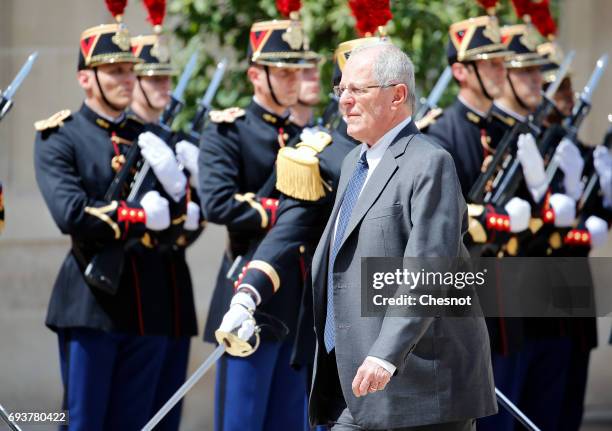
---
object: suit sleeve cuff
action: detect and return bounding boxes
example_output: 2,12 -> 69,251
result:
366,356 -> 396,375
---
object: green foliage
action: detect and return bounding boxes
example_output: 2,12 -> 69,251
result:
168,0 -> 559,127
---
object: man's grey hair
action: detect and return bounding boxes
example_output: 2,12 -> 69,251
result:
350,42 -> 417,112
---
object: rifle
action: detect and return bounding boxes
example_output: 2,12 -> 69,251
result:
468,51 -> 576,206
83,53 -> 200,294
578,120 -> 612,215
159,52 -> 198,126
186,58 -> 227,141
0,52 -> 38,122
414,66 -> 452,122
544,54 -> 609,193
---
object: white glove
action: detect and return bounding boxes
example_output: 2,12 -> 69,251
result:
138,132 -> 187,202
140,190 -> 170,231
184,201 -> 201,231
548,193 -> 576,227
554,138 -> 585,201
504,197 -> 531,233
218,292 -> 256,341
594,146 -> 612,208
517,133 -> 547,202
585,215 -> 609,249
175,140 -> 200,189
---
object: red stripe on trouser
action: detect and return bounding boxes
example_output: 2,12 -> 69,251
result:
130,257 -> 145,335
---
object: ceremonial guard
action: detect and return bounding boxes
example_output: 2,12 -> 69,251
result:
129,1 -> 205,428
479,8 -> 600,429
289,56 -> 322,127
421,8 -> 509,194
33,2 -> 196,429
217,29 -> 381,417
538,42 -> 611,431
197,9 -> 319,430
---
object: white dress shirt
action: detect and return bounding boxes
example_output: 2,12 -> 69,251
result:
331,115 -> 412,376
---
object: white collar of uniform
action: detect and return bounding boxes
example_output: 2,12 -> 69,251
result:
85,100 -> 126,124
359,115 -> 412,170
252,96 -> 290,118
458,95 -> 488,118
493,101 -> 526,123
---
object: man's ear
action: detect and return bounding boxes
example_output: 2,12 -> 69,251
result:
392,84 -> 409,107
451,62 -> 467,84
77,70 -> 93,91
247,66 -> 262,87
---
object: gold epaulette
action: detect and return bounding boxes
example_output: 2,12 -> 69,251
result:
209,107 -> 245,123
415,108 -> 442,130
492,111 -> 516,127
34,109 -> 71,131
276,129 -> 332,201
467,204 -> 487,244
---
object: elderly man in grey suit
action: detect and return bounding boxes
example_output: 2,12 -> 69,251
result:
308,42 -> 497,430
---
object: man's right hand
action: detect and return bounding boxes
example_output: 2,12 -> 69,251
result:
594,146 -> 612,208
140,190 -> 170,231
504,197 -> 531,233
138,132 -> 187,202
218,292 -> 256,341
554,138 -> 585,201
176,140 -> 200,188
517,133 -> 547,202
548,193 -> 576,227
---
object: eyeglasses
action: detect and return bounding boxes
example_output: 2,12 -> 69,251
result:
332,83 -> 397,98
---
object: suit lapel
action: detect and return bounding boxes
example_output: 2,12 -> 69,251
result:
312,146 -> 360,313
337,121 -> 420,251
338,150 -> 398,250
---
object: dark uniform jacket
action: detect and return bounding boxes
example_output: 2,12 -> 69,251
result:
489,104 -> 601,350
423,99 -> 525,355
198,101 -> 303,343
237,121 -> 357,365
424,99 -> 490,197
34,103 -> 198,337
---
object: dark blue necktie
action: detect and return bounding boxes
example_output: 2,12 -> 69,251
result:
324,151 -> 369,352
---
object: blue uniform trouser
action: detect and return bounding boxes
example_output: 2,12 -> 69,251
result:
58,328 -> 167,431
477,337 -> 571,431
150,336 -> 191,431
559,342 -> 591,431
214,339 -> 309,431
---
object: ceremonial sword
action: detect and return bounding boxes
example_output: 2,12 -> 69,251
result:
141,345 -> 225,431
0,52 -> 38,122
496,388 -> 541,431
142,329 -> 259,431
0,403 -> 23,431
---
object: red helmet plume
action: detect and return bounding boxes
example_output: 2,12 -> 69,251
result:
105,0 -> 128,21
348,0 -> 393,36
142,0 -> 166,27
276,0 -> 301,18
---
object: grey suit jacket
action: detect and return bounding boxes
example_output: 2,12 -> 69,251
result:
309,121 -> 497,429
